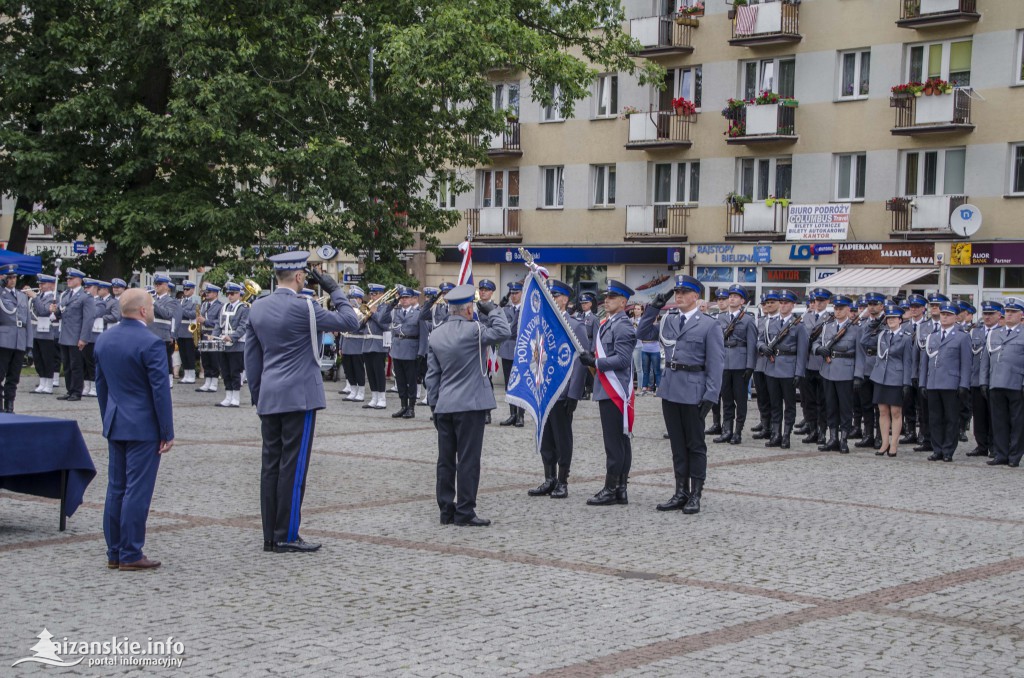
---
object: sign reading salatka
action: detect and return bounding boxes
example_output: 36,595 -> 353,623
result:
786,203 -> 851,241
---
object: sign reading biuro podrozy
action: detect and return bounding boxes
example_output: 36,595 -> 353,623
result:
786,203 -> 850,241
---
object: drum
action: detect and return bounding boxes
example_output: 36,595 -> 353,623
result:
198,338 -> 226,352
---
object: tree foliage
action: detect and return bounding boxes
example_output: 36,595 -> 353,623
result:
0,1 -> 658,280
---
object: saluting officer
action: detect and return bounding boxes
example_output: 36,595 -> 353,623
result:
29,273 -> 59,395
426,284 -> 510,526
0,263 -> 31,413
215,282 -> 250,408
967,301 -> 1001,457
575,292 -> 598,399
498,281 -> 525,427
361,283 -> 396,410
814,295 -> 863,453
196,284 -> 224,393
150,274 -> 178,387
799,288 -> 833,445
870,305 -> 915,457
176,281 -> 199,385
52,267 -> 95,401
757,289 -> 808,449
339,286 -> 368,403
913,292 -> 948,452
713,284 -> 756,445
899,294 -> 927,445
389,286 -> 421,419
751,292 -> 778,440
705,288 -> 731,436
433,281 -> 455,327
920,302 -> 972,462
981,299 -> 1024,467
639,274 -> 723,515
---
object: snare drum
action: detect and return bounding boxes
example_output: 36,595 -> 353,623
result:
198,338 -> 226,352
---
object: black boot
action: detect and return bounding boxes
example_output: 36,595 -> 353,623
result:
616,473 -> 628,505
752,422 -> 770,440
913,439 -> 934,452
656,476 -> 689,512
765,425 -> 782,448
854,417 -> 875,448
899,429 -> 917,444
485,410 -> 491,425
550,466 -> 569,499
705,423 -> 723,436
794,419 -> 808,435
513,407 -> 525,428
499,406 -> 516,426
682,478 -> 703,514
958,422 -> 969,443
712,423 -> 733,444
751,422 -> 764,433
729,420 -> 743,444
818,428 -> 839,452
402,403 -> 415,419
391,399 -> 408,418
849,413 -> 863,439
838,430 -> 850,453
528,463 -> 558,496
781,425 -> 792,449
801,423 -> 819,444
586,474 -> 620,506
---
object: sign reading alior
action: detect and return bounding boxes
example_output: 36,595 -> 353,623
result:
950,242 -> 1024,266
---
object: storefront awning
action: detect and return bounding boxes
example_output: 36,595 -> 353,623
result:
821,267 -> 937,296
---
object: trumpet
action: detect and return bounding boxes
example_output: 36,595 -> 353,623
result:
241,278 -> 261,305
355,286 -> 400,324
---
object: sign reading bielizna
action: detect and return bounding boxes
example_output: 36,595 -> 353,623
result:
785,203 -> 851,241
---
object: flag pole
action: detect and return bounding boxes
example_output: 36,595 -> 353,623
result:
517,247 -> 587,356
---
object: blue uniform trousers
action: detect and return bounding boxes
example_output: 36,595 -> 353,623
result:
104,440 -> 162,563
260,410 -> 317,543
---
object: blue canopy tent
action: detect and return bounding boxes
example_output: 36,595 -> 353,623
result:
0,248 -> 43,275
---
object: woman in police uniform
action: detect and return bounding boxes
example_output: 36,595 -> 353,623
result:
870,305 -> 914,457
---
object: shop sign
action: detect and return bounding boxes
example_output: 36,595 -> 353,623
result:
788,243 -> 835,261
950,242 -> 1024,266
694,244 -> 771,264
837,243 -> 934,266
436,246 -> 675,265
763,267 -> 811,284
785,203 -> 850,241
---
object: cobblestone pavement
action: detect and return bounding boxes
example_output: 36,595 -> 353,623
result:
3,384 -> 1024,676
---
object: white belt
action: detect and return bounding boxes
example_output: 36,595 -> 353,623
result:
347,333 -> 384,340
154,318 -> 172,325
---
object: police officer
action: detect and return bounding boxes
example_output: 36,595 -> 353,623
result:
176,281 -> 199,385
799,288 -> 833,444
433,281 -> 455,327
705,288 -> 730,436
751,292 -> 778,440
814,295 -> 863,454
416,287 -> 441,405
714,284 -> 756,445
575,292 -> 598,399
870,305 -> 915,457
579,281 -> 638,507
426,284 -> 511,526
913,292 -> 948,452
149,274 -> 178,387
81,278 -> 105,397
920,302 -> 972,462
498,281 -> 525,426
899,294 -> 928,444
639,274 -> 723,514
967,301 -> 1001,457
388,287 -> 421,418
981,299 -> 1024,467
215,281 -> 250,408
0,264 -> 31,412
361,283 -> 396,410
196,284 -> 224,393
757,289 -> 808,449
477,279 -> 500,424
52,267 -> 95,401
957,300 -> 978,443
339,286 -> 368,402
28,273 -> 59,394
854,291 -> 886,449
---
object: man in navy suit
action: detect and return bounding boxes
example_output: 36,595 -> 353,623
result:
94,289 -> 175,571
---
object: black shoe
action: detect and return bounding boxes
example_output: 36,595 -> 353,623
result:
913,443 -> 934,452
616,474 -> 629,505
274,538 -> 322,553
1010,462 -> 1021,468
800,429 -> 819,444
751,422 -> 764,433
402,406 -> 415,419
513,411 -> 525,428
712,426 -> 733,444
391,405 -> 408,419
898,432 -> 917,444
705,424 -> 722,436
942,456 -> 954,462
528,464 -> 558,496
440,514 -> 455,525
550,481 -> 568,499
587,474 -> 620,506
780,430 -> 791,449
56,394 -> 71,401
66,394 -> 81,402
455,517 -> 491,527
849,427 -> 863,439
838,431 -> 850,454
656,477 -> 689,512
682,479 -> 703,515
927,452 -> 943,461
662,433 -> 670,439
752,429 -> 770,440
987,459 -> 1009,466
854,435 -> 875,449
499,414 -> 517,426
958,430 -> 969,443
729,431 -> 743,445
965,447 -> 987,457
263,541 -> 273,552
818,429 -> 839,452
765,427 -> 782,448
793,423 -> 808,435
485,411 -> 491,425
874,438 -> 883,450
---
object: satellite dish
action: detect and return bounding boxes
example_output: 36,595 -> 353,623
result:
949,204 -> 982,238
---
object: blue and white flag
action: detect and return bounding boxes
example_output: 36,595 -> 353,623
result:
505,272 -> 579,453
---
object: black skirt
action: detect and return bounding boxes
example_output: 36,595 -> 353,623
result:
873,383 -> 903,406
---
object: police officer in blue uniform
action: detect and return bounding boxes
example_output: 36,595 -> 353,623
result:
499,281 -> 525,426
920,302 -> 972,462
477,279 -> 499,424
967,301 -> 1001,457
389,286 -> 421,418
913,292 -> 948,452
0,263 -> 31,412
757,289 -> 808,449
416,287 -> 441,405
854,291 -> 886,449
362,283 -> 397,410
150,274 -> 178,385
957,300 -> 978,443
981,299 -> 1024,467
713,283 -> 756,445
751,292 -> 778,439
52,267 -> 95,401
899,294 -> 928,444
340,286 -> 368,402
814,295 -> 863,453
799,288 -> 833,444
177,281 -> 199,384
705,288 -> 731,436
196,284 -> 224,393
28,273 -> 60,394
870,305 -> 915,456
575,291 -> 598,399
215,282 -> 250,408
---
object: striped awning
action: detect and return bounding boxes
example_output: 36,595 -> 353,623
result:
820,268 -> 937,296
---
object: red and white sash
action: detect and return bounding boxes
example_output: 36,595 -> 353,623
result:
594,317 -> 635,435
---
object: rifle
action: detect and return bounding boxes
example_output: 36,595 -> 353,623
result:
866,314 -> 884,338
762,315 -> 802,361
820,320 -> 853,363
808,311 -> 834,342
722,308 -> 746,341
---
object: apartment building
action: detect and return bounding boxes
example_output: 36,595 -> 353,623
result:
425,0 -> 1024,306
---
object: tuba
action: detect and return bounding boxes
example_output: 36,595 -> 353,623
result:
241,279 -> 262,305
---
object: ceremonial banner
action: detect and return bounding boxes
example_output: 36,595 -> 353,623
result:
505,271 -> 579,453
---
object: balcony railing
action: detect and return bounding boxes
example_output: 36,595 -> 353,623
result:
630,15 -> 695,56
890,89 -> 974,135
725,104 -> 797,144
471,121 -> 522,157
465,207 -> 521,241
730,1 -> 801,46
625,205 -> 690,242
726,201 -> 788,240
626,110 -> 695,149
887,195 -> 968,238
897,0 -> 979,27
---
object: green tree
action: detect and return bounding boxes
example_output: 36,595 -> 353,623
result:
0,1 -> 658,278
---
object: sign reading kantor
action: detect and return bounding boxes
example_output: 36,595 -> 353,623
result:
786,203 -> 851,241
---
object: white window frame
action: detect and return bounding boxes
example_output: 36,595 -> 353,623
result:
1009,143 -> 1024,196
492,82 -> 520,117
593,74 -> 618,118
837,49 -> 870,100
435,172 -> 457,209
834,153 -> 867,202
541,166 -> 565,208
592,165 -> 616,207
741,57 -> 796,99
737,157 -> 792,201
899,148 -> 966,197
652,161 -> 700,206
1016,31 -> 1024,85
479,168 -> 519,208
905,38 -> 972,86
542,84 -> 566,122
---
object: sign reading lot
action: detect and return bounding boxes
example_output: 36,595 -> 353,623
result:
786,203 -> 850,241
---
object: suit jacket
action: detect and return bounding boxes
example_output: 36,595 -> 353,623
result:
919,326 -> 972,390
498,304 -> 522,361
639,305 -> 723,405
94,319 -> 174,442
244,288 -> 360,415
389,305 -> 421,361
177,295 -> 198,339
758,315 -> 808,379
216,300 -> 250,353
856,315 -> 885,378
718,309 -> 757,371
426,308 -> 511,413
590,311 -> 637,402
55,287 -> 95,346
150,293 -> 176,342
0,287 -> 31,351
575,311 -> 597,345
980,325 -> 1024,390
816,321 -> 863,382
869,328 -> 914,387
805,310 -> 833,372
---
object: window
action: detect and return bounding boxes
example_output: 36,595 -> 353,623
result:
742,57 -> 795,99
594,74 -> 618,117
479,169 -> 519,208
1011,143 -> 1024,195
900,148 -> 965,196
835,154 -> 867,201
738,157 -> 792,201
435,172 -> 457,209
492,82 -> 520,117
592,165 -> 616,207
653,162 -> 700,205
656,66 -> 703,112
542,84 -> 566,122
1017,31 -> 1024,85
838,50 -> 870,99
907,39 -> 972,87
541,166 -> 564,208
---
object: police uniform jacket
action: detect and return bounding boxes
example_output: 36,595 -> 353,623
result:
432,302 -> 450,327
718,308 -> 756,371
0,287 -> 31,351
969,325 -> 991,387
418,306 -> 432,358
55,287 -> 95,347
216,300 -> 250,354
758,315 -> 808,379
576,310 -> 597,347
245,287 -> 360,415
102,295 -> 122,328
200,298 -> 223,339
389,306 -> 421,361
816,320 -> 864,382
341,324 -> 366,356
177,295 -> 198,339
856,315 -> 885,379
980,325 -> 1024,390
869,327 -> 914,387
919,326 -> 971,391
590,312 -> 637,403
364,304 -> 392,354
639,305 -> 723,405
426,308 -> 511,414
561,311 -> 587,402
87,294 -> 107,343
31,290 -> 60,341
498,304 -> 522,361
913,318 -> 941,383
754,314 -> 772,373
805,310 -> 833,372
151,293 -> 177,342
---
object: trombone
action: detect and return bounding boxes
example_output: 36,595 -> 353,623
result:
355,286 -> 399,324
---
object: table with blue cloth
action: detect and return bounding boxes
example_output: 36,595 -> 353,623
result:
0,413 -> 96,531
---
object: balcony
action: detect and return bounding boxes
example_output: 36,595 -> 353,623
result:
630,15 -> 695,57
724,103 -> 797,145
729,1 -> 801,47
465,207 -> 521,242
625,205 -> 690,242
887,195 -> 968,239
890,89 -> 974,136
897,0 -> 979,28
471,121 -> 522,158
726,201 -> 788,241
625,110 -> 694,150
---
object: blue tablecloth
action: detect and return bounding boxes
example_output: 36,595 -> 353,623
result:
0,413 -> 96,518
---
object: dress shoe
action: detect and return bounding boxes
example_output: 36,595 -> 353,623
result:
682,479 -> 703,515
705,423 -> 722,436
56,394 -> 71,400
455,516 -> 491,527
587,474 -> 620,506
965,447 -> 987,457
656,477 -> 689,512
898,432 -> 917,444
66,394 -> 81,402
528,465 -> 558,496
274,538 -> 322,553
263,541 -> 273,552
107,560 -> 119,570
499,414 -> 517,426
927,452 -> 943,461
391,406 -> 408,418
729,431 -> 743,445
120,556 -> 161,571
1010,462 -> 1020,468
440,514 -> 454,525
712,427 -> 733,444
402,406 -> 415,419
854,435 -> 876,449
987,459 -> 1009,466
801,429 -> 819,444
913,442 -> 934,452
752,429 -> 770,440
550,481 -> 568,499
751,422 -> 764,433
